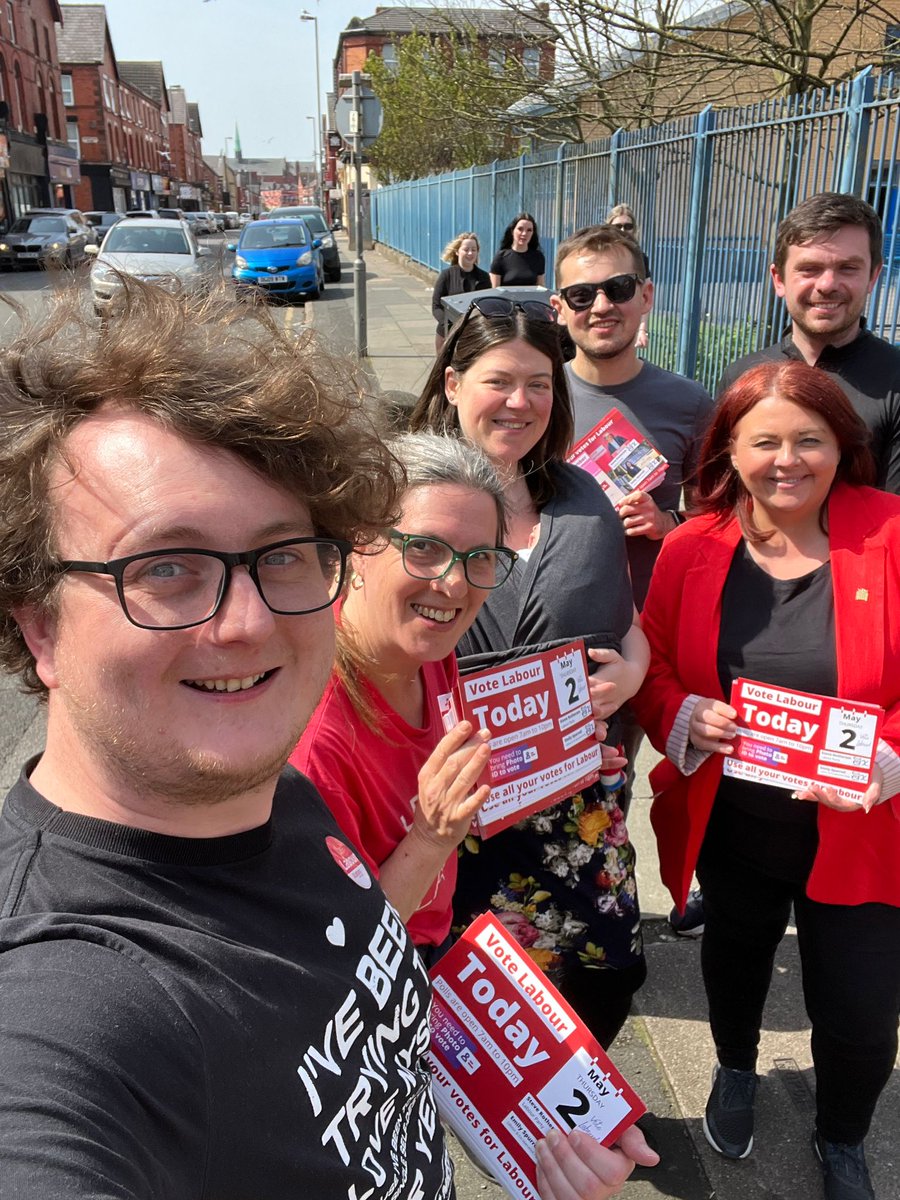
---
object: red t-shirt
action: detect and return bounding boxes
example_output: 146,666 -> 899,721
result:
290,653 -> 459,947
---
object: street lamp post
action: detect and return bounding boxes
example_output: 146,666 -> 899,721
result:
305,116 -> 317,203
299,11 -> 323,208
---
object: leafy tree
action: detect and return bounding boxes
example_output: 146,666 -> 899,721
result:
365,31 -> 534,179
478,0 -> 900,135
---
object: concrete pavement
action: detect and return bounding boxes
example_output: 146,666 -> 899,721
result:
309,233 -> 900,1200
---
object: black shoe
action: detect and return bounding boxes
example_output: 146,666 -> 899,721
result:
669,887 -> 705,937
703,1064 -> 757,1159
814,1131 -> 875,1200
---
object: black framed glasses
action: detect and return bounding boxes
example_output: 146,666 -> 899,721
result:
388,529 -> 517,590
56,537 -> 351,630
558,274 -> 643,312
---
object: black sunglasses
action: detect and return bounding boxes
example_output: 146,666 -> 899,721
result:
611,222 -> 635,232
558,274 -> 643,312
450,295 -> 557,343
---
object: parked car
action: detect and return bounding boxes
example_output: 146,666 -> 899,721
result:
210,212 -> 226,233
238,212 -> 252,226
158,208 -> 186,222
123,209 -> 160,219
266,205 -> 340,282
225,211 -> 240,229
0,208 -> 96,270
84,211 -> 125,235
88,217 -> 214,314
184,211 -> 215,237
229,217 -> 323,302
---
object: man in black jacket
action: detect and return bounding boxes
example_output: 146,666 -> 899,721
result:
718,192 -> 900,493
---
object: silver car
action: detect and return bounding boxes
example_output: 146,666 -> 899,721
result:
0,209 -> 97,270
89,218 -> 213,314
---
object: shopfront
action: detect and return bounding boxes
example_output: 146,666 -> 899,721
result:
130,169 -> 152,211
48,145 -> 81,209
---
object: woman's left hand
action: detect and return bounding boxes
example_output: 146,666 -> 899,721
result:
587,646 -> 643,720
793,765 -> 883,813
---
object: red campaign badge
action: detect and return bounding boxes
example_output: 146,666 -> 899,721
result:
325,835 -> 372,889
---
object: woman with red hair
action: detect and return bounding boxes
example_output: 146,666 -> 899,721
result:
633,360 -> 900,1200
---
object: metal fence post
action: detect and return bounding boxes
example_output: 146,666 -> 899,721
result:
491,160 -> 498,250
519,155 -> 525,213
840,67 -> 874,196
608,129 -> 623,210
469,165 -> 475,230
676,105 -> 715,378
553,142 -> 566,289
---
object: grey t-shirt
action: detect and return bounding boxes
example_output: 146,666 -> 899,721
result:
565,360 -> 714,607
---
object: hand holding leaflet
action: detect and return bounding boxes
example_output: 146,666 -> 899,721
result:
724,678 -> 884,806
428,913 -> 647,1200
536,1125 -> 659,1200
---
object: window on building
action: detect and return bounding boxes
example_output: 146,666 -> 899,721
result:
30,17 -> 37,54
886,24 -> 900,57
66,117 -> 80,157
44,25 -> 51,62
7,3 -> 15,46
61,72 -> 73,106
488,47 -> 506,76
523,46 -> 541,78
382,42 -> 398,71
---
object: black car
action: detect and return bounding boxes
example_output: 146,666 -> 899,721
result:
266,206 -> 341,282
0,208 -> 97,270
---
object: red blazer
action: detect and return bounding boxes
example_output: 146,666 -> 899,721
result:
633,483 -> 900,911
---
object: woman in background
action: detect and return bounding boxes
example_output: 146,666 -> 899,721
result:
411,297 -> 649,1048
489,212 -> 546,288
606,204 -> 650,347
432,232 -> 491,353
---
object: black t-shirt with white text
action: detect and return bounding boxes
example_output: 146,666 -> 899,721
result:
0,764 -> 453,1200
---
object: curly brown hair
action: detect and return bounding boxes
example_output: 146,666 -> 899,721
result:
0,280 -> 401,695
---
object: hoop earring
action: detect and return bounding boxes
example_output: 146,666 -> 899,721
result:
350,572 -> 364,591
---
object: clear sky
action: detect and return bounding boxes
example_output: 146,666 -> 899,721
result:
77,0 -> 391,164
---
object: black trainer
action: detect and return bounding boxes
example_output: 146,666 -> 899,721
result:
669,887 -> 705,937
703,1064 -> 757,1159
814,1131 -> 876,1200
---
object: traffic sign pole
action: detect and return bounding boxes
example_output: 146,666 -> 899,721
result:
351,70 -> 367,359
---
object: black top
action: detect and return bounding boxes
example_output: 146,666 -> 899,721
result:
712,542 -> 836,879
717,323 -> 900,495
431,262 -> 491,329
489,246 -> 546,286
0,765 -> 452,1200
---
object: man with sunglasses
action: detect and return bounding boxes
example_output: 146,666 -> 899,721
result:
552,225 -> 713,823
551,224 -> 713,611
0,285 -> 458,1198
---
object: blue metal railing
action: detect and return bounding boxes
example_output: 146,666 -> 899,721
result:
372,68 -> 900,389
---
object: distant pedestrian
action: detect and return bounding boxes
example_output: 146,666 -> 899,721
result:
718,192 -> 900,493
431,231 -> 491,353
489,211 -> 546,287
605,205 -> 650,347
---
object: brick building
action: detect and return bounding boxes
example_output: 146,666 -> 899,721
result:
0,0 -> 79,224
57,5 -> 169,212
328,5 -> 555,209
166,85 -> 203,209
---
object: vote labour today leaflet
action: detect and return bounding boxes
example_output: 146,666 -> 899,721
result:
724,677 -> 884,803
438,641 -> 601,839
567,407 -> 668,508
428,913 -> 646,1200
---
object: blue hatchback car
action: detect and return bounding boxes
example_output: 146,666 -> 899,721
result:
230,218 -> 323,301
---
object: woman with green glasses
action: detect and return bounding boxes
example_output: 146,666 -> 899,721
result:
289,432 -> 515,961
